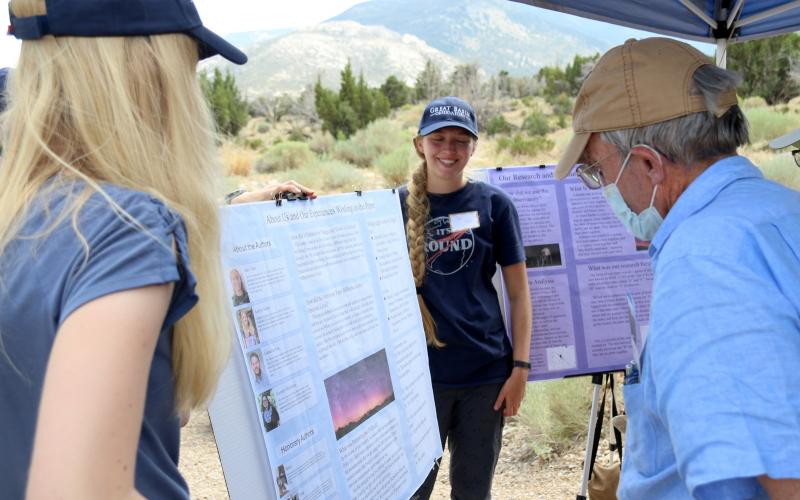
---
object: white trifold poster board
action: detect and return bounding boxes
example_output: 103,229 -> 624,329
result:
209,190 -> 442,500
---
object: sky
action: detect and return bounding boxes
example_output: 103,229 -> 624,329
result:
0,0 -> 369,67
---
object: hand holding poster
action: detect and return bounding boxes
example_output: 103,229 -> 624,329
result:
486,165 -> 653,380
209,190 -> 442,499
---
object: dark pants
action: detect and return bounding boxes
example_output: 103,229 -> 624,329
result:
413,383 -> 505,500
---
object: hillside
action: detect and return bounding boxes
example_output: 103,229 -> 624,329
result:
221,21 -> 459,97
331,0 -> 605,75
206,0 -> 666,97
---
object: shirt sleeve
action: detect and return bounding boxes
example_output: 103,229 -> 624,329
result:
59,193 -> 198,332
491,191 -> 525,267
648,249 -> 800,498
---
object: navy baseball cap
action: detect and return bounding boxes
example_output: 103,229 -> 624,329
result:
8,0 -> 247,65
418,96 -> 478,138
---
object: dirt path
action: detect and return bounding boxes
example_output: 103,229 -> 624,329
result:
179,411 -> 585,499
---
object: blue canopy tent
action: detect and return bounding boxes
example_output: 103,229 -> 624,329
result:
510,0 -> 800,66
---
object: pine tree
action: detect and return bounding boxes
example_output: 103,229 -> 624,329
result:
380,75 -> 410,109
729,33 -> 800,104
199,68 -> 249,136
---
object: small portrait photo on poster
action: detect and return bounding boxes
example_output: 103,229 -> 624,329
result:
229,268 -> 251,306
525,243 -> 562,268
238,307 -> 260,349
276,464 -> 290,497
259,390 -> 281,433
247,350 -> 269,390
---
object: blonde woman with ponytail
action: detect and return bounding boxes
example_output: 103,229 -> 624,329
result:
402,97 -> 532,500
0,1 -> 247,498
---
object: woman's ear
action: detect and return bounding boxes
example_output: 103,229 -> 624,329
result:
413,136 -> 426,159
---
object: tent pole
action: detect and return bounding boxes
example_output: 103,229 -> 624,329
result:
716,39 -> 727,68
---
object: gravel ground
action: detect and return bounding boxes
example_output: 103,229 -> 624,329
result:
179,411 -> 586,499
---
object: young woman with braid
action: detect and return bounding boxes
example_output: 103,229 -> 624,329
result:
402,97 -> 533,500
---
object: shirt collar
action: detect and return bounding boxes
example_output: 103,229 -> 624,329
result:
648,155 -> 763,259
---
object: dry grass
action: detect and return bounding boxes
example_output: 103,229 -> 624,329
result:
220,144 -> 256,177
518,379 -> 593,459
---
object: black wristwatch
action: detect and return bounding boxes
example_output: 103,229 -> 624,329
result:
513,360 -> 531,370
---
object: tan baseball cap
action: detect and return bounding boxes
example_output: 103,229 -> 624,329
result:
769,128 -> 800,149
555,37 -> 739,180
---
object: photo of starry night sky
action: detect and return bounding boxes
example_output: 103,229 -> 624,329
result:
324,349 -> 395,440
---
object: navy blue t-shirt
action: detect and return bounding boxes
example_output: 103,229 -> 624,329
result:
399,180 -> 525,386
0,180 -> 198,499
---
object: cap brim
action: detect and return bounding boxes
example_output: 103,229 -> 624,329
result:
768,128 -> 800,149
555,131 -> 591,180
190,26 -> 247,65
419,121 -> 478,138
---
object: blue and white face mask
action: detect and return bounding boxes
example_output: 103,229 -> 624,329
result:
602,145 -> 664,241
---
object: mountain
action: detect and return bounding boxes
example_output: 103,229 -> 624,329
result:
210,0 -> 698,96
223,28 -> 294,49
216,21 -> 459,97
329,0 -> 656,75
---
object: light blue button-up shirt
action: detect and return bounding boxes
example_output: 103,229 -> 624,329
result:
618,156 -> 800,499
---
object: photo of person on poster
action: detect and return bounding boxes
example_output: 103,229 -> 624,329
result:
238,308 -> 259,349
230,268 -> 250,306
259,391 -> 280,432
276,464 -> 289,497
248,351 -> 269,390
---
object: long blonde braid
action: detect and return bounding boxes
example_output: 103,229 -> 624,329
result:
406,159 -> 444,347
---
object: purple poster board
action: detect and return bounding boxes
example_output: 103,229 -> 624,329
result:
486,165 -> 653,381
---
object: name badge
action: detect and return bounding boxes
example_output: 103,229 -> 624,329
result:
449,211 -> 480,231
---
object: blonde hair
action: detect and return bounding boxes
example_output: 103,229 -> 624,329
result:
405,155 -> 443,347
1,0 -> 230,415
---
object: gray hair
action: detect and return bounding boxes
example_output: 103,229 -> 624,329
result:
602,64 -> 749,166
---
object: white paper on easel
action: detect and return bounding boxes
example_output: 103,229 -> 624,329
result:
210,190 -> 442,500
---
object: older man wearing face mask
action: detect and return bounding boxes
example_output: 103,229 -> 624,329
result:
556,37 -> 800,500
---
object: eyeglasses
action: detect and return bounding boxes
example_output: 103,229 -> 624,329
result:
575,157 -> 608,189
793,149 -> 800,168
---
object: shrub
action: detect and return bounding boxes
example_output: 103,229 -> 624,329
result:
547,93 -> 574,116
744,107 -> 800,144
496,133 -> 554,157
375,147 -> 414,187
333,118 -> 409,167
518,378 -> 593,457
308,130 -> 336,156
221,147 -> 255,177
256,122 -> 269,134
244,138 -> 264,151
253,141 -> 314,173
288,126 -> 307,142
522,111 -> 551,136
283,159 -> 365,192
485,115 -> 514,136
